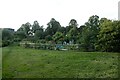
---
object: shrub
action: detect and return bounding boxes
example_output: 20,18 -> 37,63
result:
2,40 -> 11,47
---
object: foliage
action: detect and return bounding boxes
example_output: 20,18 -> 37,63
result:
67,27 -> 78,44
66,19 -> 78,33
79,15 -> 100,51
17,22 -> 31,36
32,21 -> 41,33
3,16 -> 120,52
45,18 -> 61,36
52,32 -> 64,43
45,35 -> 53,41
32,21 -> 44,39
2,28 -> 14,47
15,22 -> 31,41
58,27 -> 66,35
34,30 -> 43,40
96,19 -> 120,52
14,31 -> 27,41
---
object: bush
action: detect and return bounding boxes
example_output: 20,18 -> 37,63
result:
24,43 -> 30,48
2,40 -> 11,47
20,42 -> 86,51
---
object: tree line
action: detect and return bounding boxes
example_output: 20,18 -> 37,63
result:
1,15 -> 120,52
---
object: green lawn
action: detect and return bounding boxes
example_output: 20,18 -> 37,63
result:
2,46 -> 119,78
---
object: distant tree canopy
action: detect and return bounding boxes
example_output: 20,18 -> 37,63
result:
2,28 -> 14,47
96,19 -> 120,52
45,18 -> 61,36
78,15 -> 100,51
1,15 -> 120,52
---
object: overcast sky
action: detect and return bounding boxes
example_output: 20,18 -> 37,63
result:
0,0 -> 119,31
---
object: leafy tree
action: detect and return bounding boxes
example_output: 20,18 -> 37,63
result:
67,27 -> 78,44
31,21 -> 45,41
45,35 -> 53,41
66,19 -> 78,33
17,22 -> 31,36
79,15 -> 100,51
32,21 -> 41,33
52,32 -> 64,43
24,22 -> 31,35
65,19 -> 78,44
96,19 -> 120,52
58,26 -> 66,35
14,31 -> 27,41
78,25 -> 86,33
69,19 -> 78,26
16,22 -> 31,41
45,18 -> 61,36
78,26 -> 91,51
34,29 -> 44,40
2,28 -> 14,46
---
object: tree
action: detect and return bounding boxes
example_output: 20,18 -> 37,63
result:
78,25 -> 91,51
96,19 -> 120,52
32,21 -> 41,33
34,29 -> 44,40
69,19 -> 78,27
66,19 -> 78,33
17,22 -> 31,36
45,18 -> 61,36
58,26 -> 66,35
31,21 -> 44,41
16,22 -> 31,41
2,28 -> 14,46
78,25 -> 86,33
79,15 -> 100,51
65,19 -> 79,44
67,27 -> 78,44
52,32 -> 64,44
45,35 -> 52,41
24,22 -> 31,36
14,31 -> 27,41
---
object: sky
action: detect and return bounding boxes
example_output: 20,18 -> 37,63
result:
0,0 -> 119,31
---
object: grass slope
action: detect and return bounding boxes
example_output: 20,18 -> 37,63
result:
2,46 -> 119,78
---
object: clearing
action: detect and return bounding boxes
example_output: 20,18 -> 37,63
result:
2,46 -> 119,78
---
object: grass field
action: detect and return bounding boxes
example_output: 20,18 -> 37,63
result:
2,46 -> 119,78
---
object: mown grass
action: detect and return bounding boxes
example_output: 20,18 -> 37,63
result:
2,46 -> 119,78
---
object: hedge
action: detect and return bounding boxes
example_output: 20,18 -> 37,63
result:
20,42 -> 81,51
